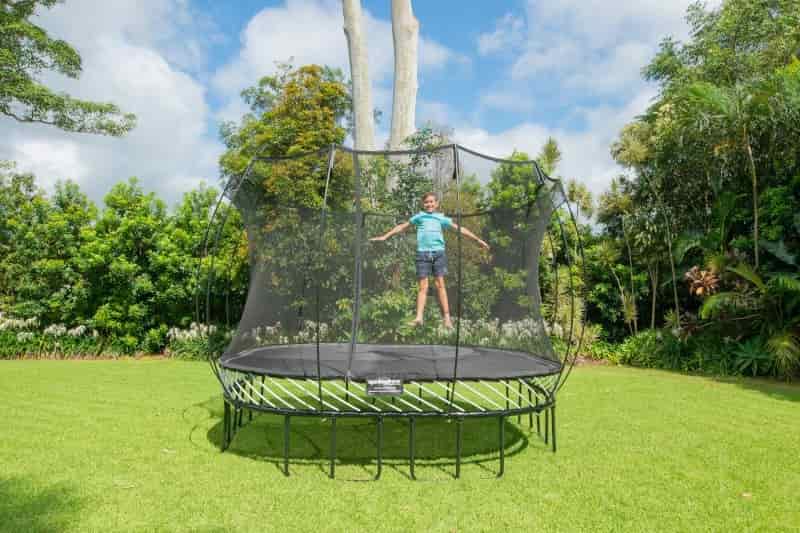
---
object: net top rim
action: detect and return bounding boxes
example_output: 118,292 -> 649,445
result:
247,143 -> 559,180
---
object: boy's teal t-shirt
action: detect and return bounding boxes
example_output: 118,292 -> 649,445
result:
409,211 -> 453,252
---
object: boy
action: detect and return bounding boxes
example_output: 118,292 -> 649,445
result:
369,192 -> 490,328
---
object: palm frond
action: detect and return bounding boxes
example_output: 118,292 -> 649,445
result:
705,252 -> 729,274
766,330 -> 800,380
674,232 -> 702,264
684,82 -> 735,118
759,239 -> 797,267
727,263 -> 766,291
700,292 -> 745,319
767,274 -> 800,294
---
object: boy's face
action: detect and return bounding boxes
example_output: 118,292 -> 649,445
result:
422,195 -> 438,212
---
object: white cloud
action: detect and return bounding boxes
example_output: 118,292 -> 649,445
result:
479,0 -> 719,95
478,89 -> 535,112
0,0 -> 222,206
472,1 -> 720,192
11,139 -> 89,191
417,100 -> 457,129
478,13 -> 525,56
455,88 -> 657,197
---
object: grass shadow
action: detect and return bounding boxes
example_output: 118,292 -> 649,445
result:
0,477 -> 83,533
712,375 -> 800,403
194,395 -> 548,476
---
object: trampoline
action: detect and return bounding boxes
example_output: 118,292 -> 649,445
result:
221,343 -> 562,380
202,144 -> 584,479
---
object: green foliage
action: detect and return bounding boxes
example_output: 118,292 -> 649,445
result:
613,330 -> 683,369
733,337 -> 772,376
0,160 -> 238,354
483,151 -> 540,210
586,340 -> 615,361
0,0 -> 135,134
697,262 -> 800,379
601,0 -> 800,355
219,64 -> 352,210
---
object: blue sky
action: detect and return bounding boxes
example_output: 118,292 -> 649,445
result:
0,0 -> 711,206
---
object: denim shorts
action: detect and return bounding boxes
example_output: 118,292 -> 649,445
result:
416,250 -> 448,279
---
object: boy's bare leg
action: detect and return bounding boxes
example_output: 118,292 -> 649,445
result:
434,276 -> 453,328
411,277 -> 428,325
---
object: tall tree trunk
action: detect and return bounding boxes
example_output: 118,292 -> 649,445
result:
342,0 -> 375,151
743,126 -> 759,269
704,169 -> 712,233
662,208 -> 681,328
649,262 -> 658,330
621,216 -> 638,334
609,268 -> 633,336
389,0 -> 418,151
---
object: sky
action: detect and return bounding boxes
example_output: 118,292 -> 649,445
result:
1,0 -> 711,208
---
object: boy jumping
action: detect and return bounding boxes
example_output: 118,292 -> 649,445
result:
369,192 -> 490,328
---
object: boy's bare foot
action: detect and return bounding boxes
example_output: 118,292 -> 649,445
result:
443,316 -> 453,329
409,318 -> 423,327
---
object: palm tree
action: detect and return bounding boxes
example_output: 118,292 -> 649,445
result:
678,81 -> 773,269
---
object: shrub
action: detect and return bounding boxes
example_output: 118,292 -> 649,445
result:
142,325 -> 169,354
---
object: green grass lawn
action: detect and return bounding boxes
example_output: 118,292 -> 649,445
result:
1,360 -> 798,532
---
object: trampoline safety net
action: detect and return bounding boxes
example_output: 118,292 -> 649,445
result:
208,145 -> 578,387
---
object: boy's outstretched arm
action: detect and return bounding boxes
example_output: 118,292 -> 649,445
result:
451,223 -> 490,250
369,221 -> 410,241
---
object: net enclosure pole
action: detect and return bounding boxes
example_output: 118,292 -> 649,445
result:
450,145 -> 464,412
347,151 -> 365,379
316,145 -> 337,408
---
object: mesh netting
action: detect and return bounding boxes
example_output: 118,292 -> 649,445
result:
211,145 -> 573,383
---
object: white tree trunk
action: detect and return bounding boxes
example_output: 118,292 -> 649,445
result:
389,0 -> 418,150
342,0 -> 375,150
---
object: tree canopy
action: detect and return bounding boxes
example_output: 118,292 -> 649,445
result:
0,0 -> 135,135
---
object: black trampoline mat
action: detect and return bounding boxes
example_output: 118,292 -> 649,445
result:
220,343 -> 562,381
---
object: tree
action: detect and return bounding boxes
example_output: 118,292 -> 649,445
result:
566,178 -> 593,223
342,0 -> 375,150
0,0 -> 135,135
219,64 -> 352,209
536,137 -> 562,175
389,0 -> 419,150
645,0 -> 800,90
78,178 -> 168,350
676,81 -> 773,269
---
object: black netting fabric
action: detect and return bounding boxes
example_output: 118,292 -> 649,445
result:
216,146 -> 568,381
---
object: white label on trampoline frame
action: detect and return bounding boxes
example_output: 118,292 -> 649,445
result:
366,378 -> 404,396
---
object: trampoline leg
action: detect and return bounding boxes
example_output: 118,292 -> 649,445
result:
228,405 -> 234,446
455,417 -> 463,479
551,404 -> 557,453
535,397 -> 541,436
248,377 -> 253,422
517,381 -> 522,423
409,417 -> 416,480
375,417 -> 383,480
283,415 -> 290,476
497,416 -> 505,478
222,401 -> 230,451
528,388 -> 533,428
330,417 -> 337,479
544,407 -> 549,445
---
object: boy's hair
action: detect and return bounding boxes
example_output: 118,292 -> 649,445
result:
421,192 -> 438,202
